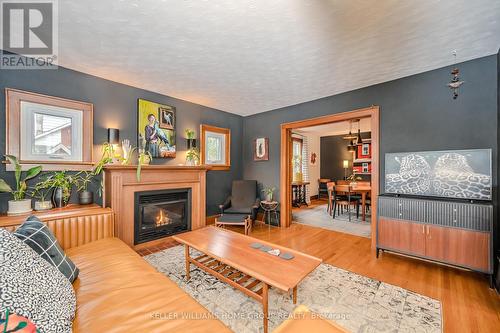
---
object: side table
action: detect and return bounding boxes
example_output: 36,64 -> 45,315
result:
260,201 -> 279,228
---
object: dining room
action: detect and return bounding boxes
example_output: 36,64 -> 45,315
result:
291,117 -> 373,238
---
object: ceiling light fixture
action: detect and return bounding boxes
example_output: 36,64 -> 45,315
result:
447,50 -> 465,99
356,119 -> 363,145
343,120 -> 357,140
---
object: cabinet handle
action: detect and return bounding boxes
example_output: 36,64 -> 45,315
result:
426,225 -> 429,235
422,225 -> 425,234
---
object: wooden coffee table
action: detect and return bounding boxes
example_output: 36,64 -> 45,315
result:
173,226 -> 322,333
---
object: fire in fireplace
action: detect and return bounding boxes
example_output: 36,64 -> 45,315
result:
134,188 -> 191,244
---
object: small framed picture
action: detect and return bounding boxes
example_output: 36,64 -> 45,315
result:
310,152 -> 317,166
159,107 -> 175,130
254,138 -> 269,161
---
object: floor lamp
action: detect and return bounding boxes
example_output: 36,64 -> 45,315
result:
343,160 -> 349,180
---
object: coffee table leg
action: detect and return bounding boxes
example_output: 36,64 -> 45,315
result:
262,283 -> 269,333
184,245 -> 190,280
292,286 -> 297,304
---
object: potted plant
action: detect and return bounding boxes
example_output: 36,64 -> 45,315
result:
74,144 -> 115,205
261,186 -> 276,202
44,171 -> 74,208
136,150 -> 152,181
186,149 -> 200,166
31,177 -> 53,211
0,155 -> 41,215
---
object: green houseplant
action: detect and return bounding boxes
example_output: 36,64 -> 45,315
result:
31,177 -> 53,211
0,155 -> 41,215
261,186 -> 276,202
44,171 -> 75,208
136,150 -> 152,181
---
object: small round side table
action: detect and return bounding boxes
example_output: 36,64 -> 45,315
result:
260,201 -> 279,228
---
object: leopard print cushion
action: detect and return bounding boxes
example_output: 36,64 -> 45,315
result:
0,228 -> 76,333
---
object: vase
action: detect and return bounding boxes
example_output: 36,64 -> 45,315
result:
78,191 -> 93,205
52,187 -> 71,208
7,199 -> 32,215
34,201 -> 52,211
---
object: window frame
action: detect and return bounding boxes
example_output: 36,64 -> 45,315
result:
200,124 -> 231,170
5,88 -> 94,171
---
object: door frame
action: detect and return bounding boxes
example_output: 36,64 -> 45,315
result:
280,106 -> 380,248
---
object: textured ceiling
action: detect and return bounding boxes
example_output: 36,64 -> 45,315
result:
58,0 -> 500,116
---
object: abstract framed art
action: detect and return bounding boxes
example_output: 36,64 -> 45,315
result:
253,137 -> 269,161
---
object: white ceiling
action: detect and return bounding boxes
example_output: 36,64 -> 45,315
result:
295,118 -> 371,137
58,0 -> 500,116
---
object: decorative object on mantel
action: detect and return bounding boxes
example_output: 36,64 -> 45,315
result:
5,88 -> 94,170
0,155 -> 41,215
253,137 -> 269,161
121,139 -> 135,165
447,50 -> 465,99
137,98 -> 176,159
185,129 -> 200,166
136,151 -> 152,181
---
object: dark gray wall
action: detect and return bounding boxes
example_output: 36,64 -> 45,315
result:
243,55 -> 498,252
0,63 -> 243,215
320,132 -> 371,181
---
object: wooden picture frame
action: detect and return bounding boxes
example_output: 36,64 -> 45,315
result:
253,137 -> 269,161
5,88 -> 94,171
200,124 -> 230,170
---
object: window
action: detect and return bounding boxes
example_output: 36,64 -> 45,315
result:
6,88 -> 94,170
292,138 -> 303,175
20,102 -> 83,162
200,124 -> 230,170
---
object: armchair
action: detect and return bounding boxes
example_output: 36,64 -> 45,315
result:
219,180 -> 260,221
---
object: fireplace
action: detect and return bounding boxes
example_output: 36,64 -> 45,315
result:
134,188 -> 191,245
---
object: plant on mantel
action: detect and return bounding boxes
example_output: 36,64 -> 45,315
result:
0,155 -> 41,215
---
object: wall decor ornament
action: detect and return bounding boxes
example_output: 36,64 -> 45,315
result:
254,138 -> 269,161
447,50 -> 465,99
137,99 -> 176,159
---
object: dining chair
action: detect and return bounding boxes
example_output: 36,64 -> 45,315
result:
326,181 -> 335,214
351,181 -> 371,214
318,178 -> 331,200
332,184 -> 359,222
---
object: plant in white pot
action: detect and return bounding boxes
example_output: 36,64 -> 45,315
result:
0,155 -> 41,215
31,177 -> 53,211
261,186 -> 276,202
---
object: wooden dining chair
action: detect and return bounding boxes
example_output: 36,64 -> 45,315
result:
318,178 -> 331,200
332,184 -> 359,222
326,181 -> 335,214
351,181 -> 371,214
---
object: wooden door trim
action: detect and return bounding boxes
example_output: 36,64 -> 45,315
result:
280,106 -> 380,249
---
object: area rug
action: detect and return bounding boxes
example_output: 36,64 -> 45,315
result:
293,204 -> 371,238
145,246 -> 442,333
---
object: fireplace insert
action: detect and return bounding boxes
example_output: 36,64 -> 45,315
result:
134,188 -> 191,245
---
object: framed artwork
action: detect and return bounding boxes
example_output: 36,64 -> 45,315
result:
137,99 -> 176,158
310,152 -> 317,166
200,124 -> 230,170
5,88 -> 94,170
253,137 -> 269,161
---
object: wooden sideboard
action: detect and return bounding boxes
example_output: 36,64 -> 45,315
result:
377,195 -> 493,285
103,165 -> 210,249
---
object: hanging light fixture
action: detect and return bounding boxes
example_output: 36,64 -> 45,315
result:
355,119 -> 363,145
447,50 -> 465,99
347,140 -> 356,152
343,120 -> 357,140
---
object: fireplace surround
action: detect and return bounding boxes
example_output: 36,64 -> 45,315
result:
134,188 -> 191,244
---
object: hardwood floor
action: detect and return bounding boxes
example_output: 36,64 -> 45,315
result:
138,221 -> 500,333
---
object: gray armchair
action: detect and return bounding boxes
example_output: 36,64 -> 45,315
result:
219,180 -> 260,221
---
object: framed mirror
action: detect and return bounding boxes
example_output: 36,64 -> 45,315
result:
200,124 -> 230,170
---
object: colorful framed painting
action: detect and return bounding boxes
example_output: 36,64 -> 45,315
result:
137,99 -> 176,158
253,137 -> 269,161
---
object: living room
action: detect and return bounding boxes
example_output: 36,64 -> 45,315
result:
0,1 -> 499,333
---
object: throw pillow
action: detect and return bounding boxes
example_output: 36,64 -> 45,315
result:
0,309 -> 40,333
0,228 -> 76,333
13,216 -> 79,282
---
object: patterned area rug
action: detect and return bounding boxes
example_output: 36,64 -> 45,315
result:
293,204 -> 371,238
145,246 -> 442,333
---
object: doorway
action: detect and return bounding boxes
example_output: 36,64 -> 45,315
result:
280,106 -> 380,248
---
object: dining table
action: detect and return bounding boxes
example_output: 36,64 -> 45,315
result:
349,183 -> 371,222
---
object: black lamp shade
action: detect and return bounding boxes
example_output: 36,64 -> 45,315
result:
347,141 -> 356,152
107,128 -> 120,144
187,138 -> 197,149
